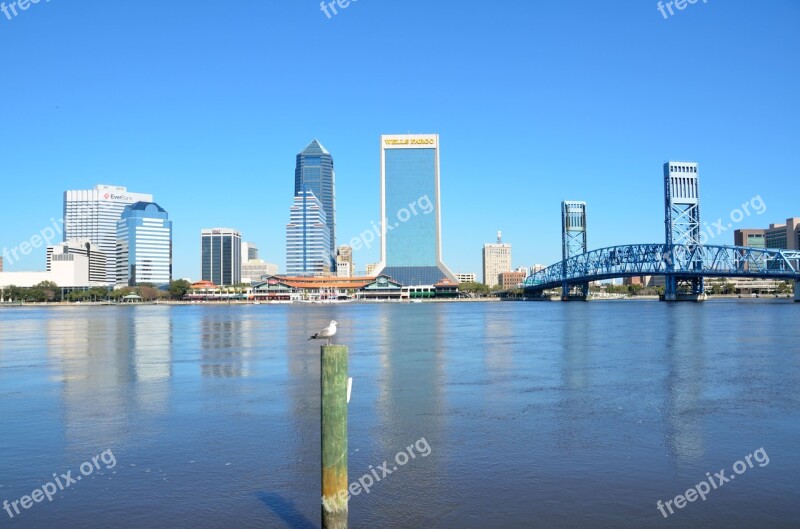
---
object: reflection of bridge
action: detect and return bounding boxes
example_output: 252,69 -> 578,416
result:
524,162 -> 800,302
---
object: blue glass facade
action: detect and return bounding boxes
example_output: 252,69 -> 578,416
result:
385,149 -> 437,267
295,140 -> 335,266
380,136 -> 455,286
116,202 -> 172,287
286,190 -> 331,276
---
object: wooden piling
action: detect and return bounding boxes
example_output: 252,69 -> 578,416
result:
321,345 -> 348,529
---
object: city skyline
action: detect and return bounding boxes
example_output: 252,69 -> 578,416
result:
1,2 -> 798,281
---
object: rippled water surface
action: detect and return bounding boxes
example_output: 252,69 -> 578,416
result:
0,301 -> 798,528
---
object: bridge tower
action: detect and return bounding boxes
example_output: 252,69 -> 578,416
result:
663,161 -> 706,301
561,201 -> 588,300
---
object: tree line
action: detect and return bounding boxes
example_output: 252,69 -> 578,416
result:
1,280 -> 193,303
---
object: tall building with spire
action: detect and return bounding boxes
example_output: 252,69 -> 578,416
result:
295,139 -> 336,267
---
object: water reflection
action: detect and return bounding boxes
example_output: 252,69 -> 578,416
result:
664,306 -> 708,462
45,307 -> 173,446
200,314 -> 252,377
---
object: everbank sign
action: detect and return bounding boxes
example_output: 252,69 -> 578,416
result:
103,192 -> 133,201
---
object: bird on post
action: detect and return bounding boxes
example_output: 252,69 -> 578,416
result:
309,320 -> 338,345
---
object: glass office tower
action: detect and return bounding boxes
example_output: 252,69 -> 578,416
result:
376,134 -> 456,286
116,202 -> 172,287
295,139 -> 336,267
286,190 -> 331,276
201,228 -> 242,286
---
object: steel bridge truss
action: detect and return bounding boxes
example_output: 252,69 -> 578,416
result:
523,244 -> 800,293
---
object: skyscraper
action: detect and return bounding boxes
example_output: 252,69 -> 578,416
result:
295,139 -> 336,266
116,202 -> 172,287
64,184 -> 153,284
483,231 -> 512,287
286,190 -> 331,276
376,134 -> 456,286
201,228 -> 242,286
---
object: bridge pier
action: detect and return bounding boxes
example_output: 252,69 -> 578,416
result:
562,282 -> 589,302
795,280 -> 799,302
662,275 -> 707,302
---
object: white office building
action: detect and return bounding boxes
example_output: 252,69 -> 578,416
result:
48,240 -> 107,284
64,184 -> 153,284
0,242 -> 108,289
482,231 -> 512,287
455,273 -> 477,284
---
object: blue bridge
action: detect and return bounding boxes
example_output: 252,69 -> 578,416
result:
524,163 -> 800,302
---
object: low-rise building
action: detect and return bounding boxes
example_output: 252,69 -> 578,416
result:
241,260 -> 280,283
499,271 -> 527,289
454,272 -> 477,284
0,241 -> 107,289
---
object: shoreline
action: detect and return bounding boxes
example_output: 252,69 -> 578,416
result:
0,294 -> 794,308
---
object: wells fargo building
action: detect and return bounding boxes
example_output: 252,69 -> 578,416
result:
376,134 -> 456,286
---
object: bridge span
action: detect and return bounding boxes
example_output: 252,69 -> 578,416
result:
523,243 -> 800,302
523,162 -> 799,302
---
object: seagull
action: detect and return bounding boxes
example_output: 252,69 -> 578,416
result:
309,320 -> 338,345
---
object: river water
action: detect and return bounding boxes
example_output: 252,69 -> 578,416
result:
0,301 -> 798,528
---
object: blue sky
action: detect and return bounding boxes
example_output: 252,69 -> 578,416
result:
1,0 -> 798,280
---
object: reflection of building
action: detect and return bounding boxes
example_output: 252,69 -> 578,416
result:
376,134 -> 456,286
45,308 -> 172,446
64,184 -> 153,284
200,317 -> 251,377
286,190 -> 330,276
483,231 -> 511,287
116,202 -> 172,287
201,228 -> 242,286
295,139 -> 336,267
